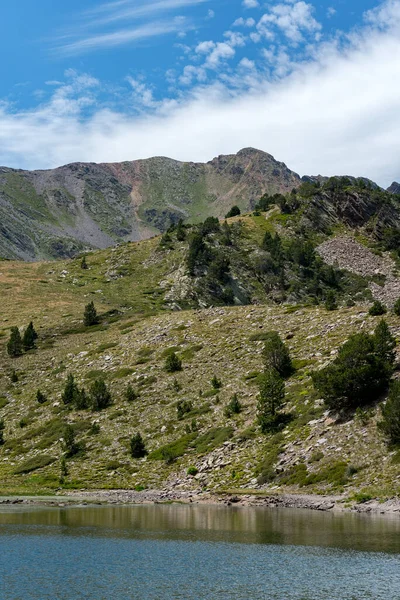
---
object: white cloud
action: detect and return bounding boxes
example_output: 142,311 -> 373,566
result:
257,1 -> 321,44
327,7 -> 336,18
205,42 -> 236,67
3,1 -> 400,187
207,9 -> 215,19
242,0 -> 259,8
56,0 -> 208,55
57,20 -> 190,55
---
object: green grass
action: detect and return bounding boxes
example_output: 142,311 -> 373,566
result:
14,454 -> 56,474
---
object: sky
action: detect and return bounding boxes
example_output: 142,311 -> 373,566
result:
1,0 -> 400,185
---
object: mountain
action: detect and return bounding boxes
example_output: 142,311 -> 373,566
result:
0,148 -> 300,261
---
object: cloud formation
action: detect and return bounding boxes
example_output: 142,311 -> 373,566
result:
1,0 -> 400,188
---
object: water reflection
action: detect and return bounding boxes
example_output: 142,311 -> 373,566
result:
0,504 -> 399,553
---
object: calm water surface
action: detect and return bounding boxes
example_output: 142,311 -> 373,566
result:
0,504 -> 399,599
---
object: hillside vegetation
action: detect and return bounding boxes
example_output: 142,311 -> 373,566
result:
2,177 -> 400,504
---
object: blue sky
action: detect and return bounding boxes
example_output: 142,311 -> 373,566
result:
1,0 -> 400,185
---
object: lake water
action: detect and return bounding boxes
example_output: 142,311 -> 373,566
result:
0,503 -> 399,599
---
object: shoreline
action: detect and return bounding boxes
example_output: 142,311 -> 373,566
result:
0,489 -> 400,515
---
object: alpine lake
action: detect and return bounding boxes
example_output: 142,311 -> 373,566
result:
0,502 -> 399,599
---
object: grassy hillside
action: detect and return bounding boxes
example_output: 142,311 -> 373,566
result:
1,210 -> 400,502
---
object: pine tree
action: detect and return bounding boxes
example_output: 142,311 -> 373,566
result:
23,321 -> 38,351
80,255 -> 88,270
374,320 -> 396,366
394,298 -> 400,316
324,290 -> 338,311
10,370 -> 18,383
130,432 -> 147,458
262,331 -> 293,378
257,369 -> 285,432
62,424 -> 79,457
62,374 -> 78,405
176,219 -> 186,241
90,379 -> 112,411
379,380 -> 400,445
83,301 -> 99,326
7,327 -> 23,357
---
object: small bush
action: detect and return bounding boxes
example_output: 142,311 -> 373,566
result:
177,399 -> 193,420
211,375 -> 222,390
36,390 -> 48,405
369,300 -> 387,316
187,466 -> 198,476
224,393 -> 242,417
126,385 -> 139,402
225,206 -> 241,219
165,352 -> 182,373
378,379 -> 400,445
394,298 -> 400,316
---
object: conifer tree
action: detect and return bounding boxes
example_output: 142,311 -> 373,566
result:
80,255 -> 88,270
262,331 -> 293,378
90,379 -> 112,411
83,301 -> 99,326
23,321 -> 38,351
130,432 -> 147,458
374,320 -> 396,366
7,327 -> 23,358
257,369 -> 285,432
62,374 -> 78,405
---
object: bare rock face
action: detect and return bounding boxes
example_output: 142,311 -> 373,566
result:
0,148 -> 301,261
387,181 -> 400,195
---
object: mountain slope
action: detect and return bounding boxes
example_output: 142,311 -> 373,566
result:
0,209 -> 400,501
0,148 -> 300,261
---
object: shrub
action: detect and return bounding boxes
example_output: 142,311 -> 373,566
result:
225,206 -> 241,218
36,390 -> 48,404
324,290 -> 338,311
90,379 -> 112,411
165,352 -> 182,373
224,393 -> 242,417
177,399 -> 193,420
312,331 -> 393,411
378,379 -> 400,445
10,370 -> 19,383
130,433 -> 148,458
262,331 -> 293,378
369,300 -> 387,316
126,385 -> 139,402
0,420 -> 4,446
257,369 -> 285,432
83,301 -> 99,326
394,298 -> 400,316
211,375 -> 222,390
187,466 -> 198,476
22,321 -> 38,351
7,327 -> 23,358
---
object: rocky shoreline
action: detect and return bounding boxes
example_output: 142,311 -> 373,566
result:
1,489 -> 400,516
